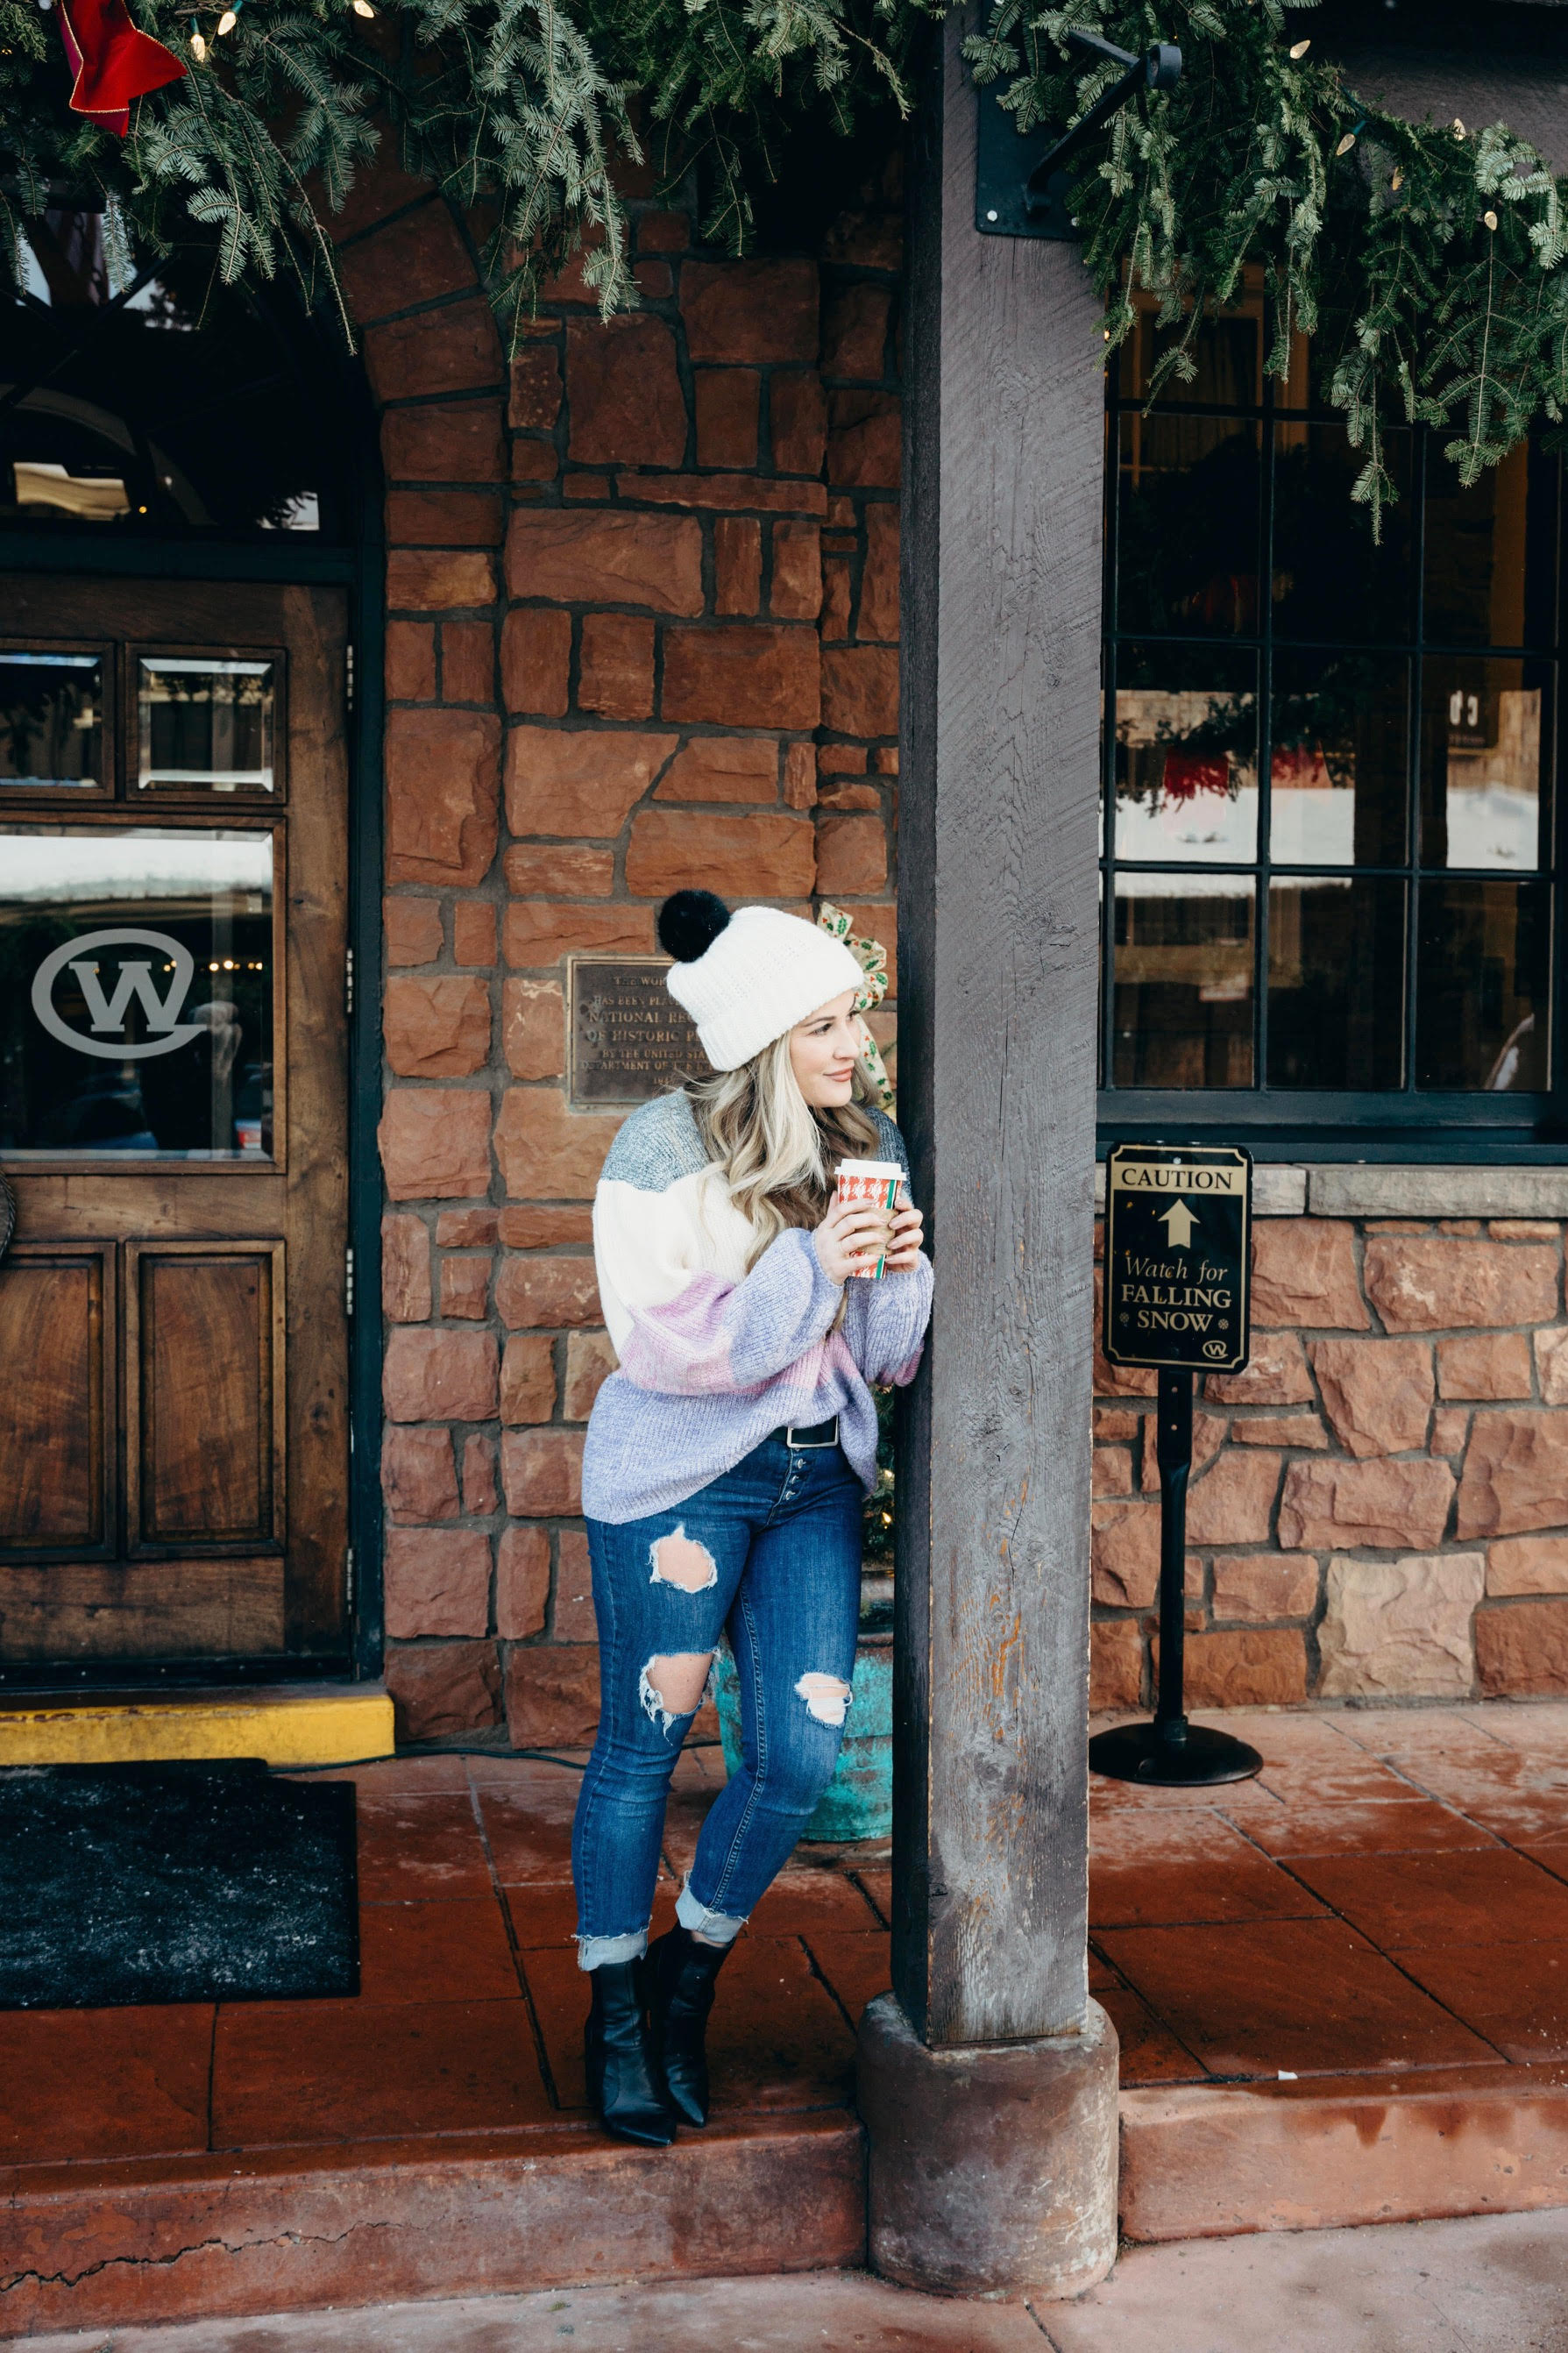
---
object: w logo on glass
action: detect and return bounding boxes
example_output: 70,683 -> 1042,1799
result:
31,929 -> 204,1061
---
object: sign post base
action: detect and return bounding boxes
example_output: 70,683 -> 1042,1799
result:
1088,1717 -> 1263,1786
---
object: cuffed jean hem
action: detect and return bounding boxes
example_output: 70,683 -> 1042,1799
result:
677,1881 -> 747,1945
576,1927 -> 648,1971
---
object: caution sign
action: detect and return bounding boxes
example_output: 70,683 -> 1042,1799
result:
1103,1143 -> 1252,1375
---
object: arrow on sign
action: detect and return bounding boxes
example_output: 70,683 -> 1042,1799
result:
1158,1198 -> 1198,1248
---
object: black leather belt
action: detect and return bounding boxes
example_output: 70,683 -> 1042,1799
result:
780,1415 -> 840,1449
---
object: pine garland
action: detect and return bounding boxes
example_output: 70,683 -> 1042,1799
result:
4,0 -> 1568,521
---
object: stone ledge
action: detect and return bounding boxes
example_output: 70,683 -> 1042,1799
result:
1096,1165 -> 1568,1220
1095,1166 -> 1307,1217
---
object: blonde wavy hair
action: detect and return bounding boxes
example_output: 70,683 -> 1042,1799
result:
687,1022 -> 883,1269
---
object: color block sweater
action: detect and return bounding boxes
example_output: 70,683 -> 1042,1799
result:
581,1090 -> 934,1525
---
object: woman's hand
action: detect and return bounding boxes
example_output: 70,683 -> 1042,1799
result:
813,1192 -> 899,1284
882,1194 -> 925,1273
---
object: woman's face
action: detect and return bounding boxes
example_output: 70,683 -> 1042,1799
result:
790,990 -> 862,1108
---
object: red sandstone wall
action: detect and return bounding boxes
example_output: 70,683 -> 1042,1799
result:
348,160 -> 903,1744
1093,1218 -> 1568,1710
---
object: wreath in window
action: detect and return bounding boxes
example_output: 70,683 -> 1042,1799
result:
2,0 -> 1565,523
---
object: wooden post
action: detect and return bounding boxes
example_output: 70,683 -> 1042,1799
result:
856,13 -> 1117,2302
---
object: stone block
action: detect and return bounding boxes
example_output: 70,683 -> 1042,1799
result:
770,370 -> 828,473
1092,1444 -> 1132,1498
626,808 -> 816,899
386,621 -> 436,701
451,900 -> 496,969
387,549 -> 498,611
1536,1326 -> 1568,1404
384,976 -> 492,1078
858,504 -> 899,641
567,317 -> 686,466
1309,1338 -> 1433,1458
820,556 -> 853,641
386,1639 -> 502,1744
1363,1237 -> 1559,1331
662,626 -> 820,730
495,1525 -> 550,1639
493,1089 -> 624,1198
463,1432 -> 500,1515
508,345 -> 562,430
1139,1411 -> 1226,1489
637,210 -> 689,252
1210,1555 -> 1320,1623
682,260 -> 819,363
654,736 -> 778,802
564,1329 -> 618,1418
378,1088 -> 493,1202
1251,1220 -> 1366,1329
814,812 -> 887,895
504,902 -> 656,963
1166,1628 -> 1309,1708
1090,1620 -> 1145,1711
384,1527 -> 493,1639
502,1429 -> 585,1515
1437,1332 -> 1534,1400
1430,1407 -> 1470,1457
382,1213 -> 431,1321
714,517 -> 763,616
442,622 -> 495,705
341,202 -> 474,320
1475,1598 -> 1568,1696
383,1326 -> 500,1423
823,282 -> 892,380
381,1425 -> 460,1523
382,401 -> 505,484
1487,1534 -> 1568,1595
1457,1409 -> 1568,1539
827,391 -> 901,488
821,645 -> 899,738
436,1209 -> 499,1247
505,726 -> 677,836
500,1334 -> 557,1425
512,441 -> 558,484
1091,1500 -> 1160,1608
1234,1413 -> 1326,1448
1317,1553 -> 1484,1698
504,1643 -> 602,1747
694,369 -> 759,467
1277,1457 -> 1454,1552
386,707 -> 500,887
1184,1450 -> 1281,1547
505,508 -> 703,615
1494,1219 -> 1562,1239
364,301 -> 501,402
553,1528 -> 598,1639
578,614 -> 655,720
496,1255 -> 601,1330
500,1205 -> 594,1247
503,978 -> 566,1080
440,1255 -> 491,1320
504,844 -> 615,894
784,741 -> 818,809
501,608 -> 571,717
1203,1331 -> 1313,1406
386,489 -> 503,549
771,522 -> 823,622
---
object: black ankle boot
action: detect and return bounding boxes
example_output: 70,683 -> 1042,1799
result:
584,1958 -> 677,2148
648,1924 -> 730,2129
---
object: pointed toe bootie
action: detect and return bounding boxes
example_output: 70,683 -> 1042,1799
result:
584,1958 -> 677,2148
649,1923 -> 730,2128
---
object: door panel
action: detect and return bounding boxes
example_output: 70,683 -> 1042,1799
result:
0,578 -> 349,1675
0,1244 -> 112,1550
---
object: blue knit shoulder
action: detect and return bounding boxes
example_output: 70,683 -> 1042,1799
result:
599,1090 -> 709,1192
867,1106 -> 912,1182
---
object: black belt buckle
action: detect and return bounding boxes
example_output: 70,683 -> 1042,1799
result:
785,1416 -> 839,1449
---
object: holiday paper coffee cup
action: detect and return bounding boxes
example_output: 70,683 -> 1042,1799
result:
835,1158 -> 902,1279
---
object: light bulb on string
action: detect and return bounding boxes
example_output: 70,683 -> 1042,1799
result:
189,26 -> 206,56
1484,210 -> 1498,231
1288,38 -> 1309,58
1391,167 -> 1404,191
217,11 -> 237,32
351,2 -> 375,17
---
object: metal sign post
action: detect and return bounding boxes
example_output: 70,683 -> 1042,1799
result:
1090,1143 -> 1263,1787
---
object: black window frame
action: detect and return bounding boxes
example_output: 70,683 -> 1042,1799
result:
1096,314 -> 1568,1166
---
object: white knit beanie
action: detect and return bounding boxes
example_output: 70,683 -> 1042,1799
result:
659,892 -> 866,1072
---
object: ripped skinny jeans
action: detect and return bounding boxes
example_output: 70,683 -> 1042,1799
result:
571,1430 -> 862,1968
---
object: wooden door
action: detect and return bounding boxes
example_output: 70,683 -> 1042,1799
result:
0,579 -> 351,1670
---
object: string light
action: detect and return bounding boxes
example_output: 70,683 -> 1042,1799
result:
217,11 -> 237,31
351,3 -> 375,17
189,25 -> 206,56
1391,167 -> 1404,191
1288,38 -> 1309,58
1484,210 -> 1499,231
1452,117 -> 1466,139
1336,131 -> 1356,156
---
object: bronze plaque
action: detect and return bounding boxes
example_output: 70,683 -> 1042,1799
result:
568,956 -> 706,1105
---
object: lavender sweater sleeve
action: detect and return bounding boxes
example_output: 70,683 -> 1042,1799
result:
617,1226 -> 843,1396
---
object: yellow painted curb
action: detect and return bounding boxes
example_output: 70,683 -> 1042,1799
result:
0,1688 -> 395,1768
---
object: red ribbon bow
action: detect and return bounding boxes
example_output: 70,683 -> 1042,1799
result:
57,0 -> 187,136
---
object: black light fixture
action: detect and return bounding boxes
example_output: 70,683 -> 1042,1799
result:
976,25 -> 1182,241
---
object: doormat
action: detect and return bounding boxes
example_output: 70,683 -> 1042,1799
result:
0,1759 -> 358,2008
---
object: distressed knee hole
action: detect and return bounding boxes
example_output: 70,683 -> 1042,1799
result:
640,1651 -> 714,1736
795,1671 -> 853,1727
649,1527 -> 717,1593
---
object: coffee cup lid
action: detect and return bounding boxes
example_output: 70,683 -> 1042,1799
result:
837,1159 -> 902,1179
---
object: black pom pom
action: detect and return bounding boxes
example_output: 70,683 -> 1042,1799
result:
658,889 -> 731,963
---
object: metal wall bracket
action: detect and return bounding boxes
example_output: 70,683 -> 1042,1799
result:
975,28 -> 1181,243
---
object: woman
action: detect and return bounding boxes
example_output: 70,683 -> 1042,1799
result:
573,888 -> 933,2147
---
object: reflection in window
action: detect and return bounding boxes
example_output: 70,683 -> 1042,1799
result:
1113,647 -> 1258,863
1267,876 -> 1405,1089
1116,413 -> 1262,636
0,828 -> 273,1157
1420,658 -> 1548,871
1272,423 -> 1414,644
1423,443 -> 1557,651
138,660 -> 275,793
0,654 -> 103,788
1416,880 -> 1550,1091
1269,651 -> 1408,867
1112,878 -> 1254,1088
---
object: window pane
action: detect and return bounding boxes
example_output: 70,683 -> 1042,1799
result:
1419,657 -> 1549,871
1415,878 -> 1550,1090
1271,422 -> 1414,643
1117,299 -> 1261,408
1267,876 -> 1406,1088
1116,414 -> 1262,636
1423,443 -> 1557,649
138,659 -> 276,793
0,828 -> 274,1156
1269,650 -> 1408,866
1112,876 -> 1255,1087
1114,645 -> 1258,863
0,653 -> 103,788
